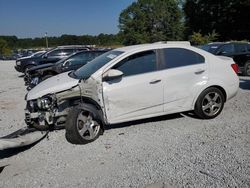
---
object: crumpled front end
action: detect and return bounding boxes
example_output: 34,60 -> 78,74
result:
25,86 -> 81,129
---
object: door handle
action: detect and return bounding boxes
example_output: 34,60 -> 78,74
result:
150,79 -> 161,84
194,69 -> 205,74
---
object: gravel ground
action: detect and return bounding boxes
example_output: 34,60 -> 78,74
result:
0,60 -> 249,188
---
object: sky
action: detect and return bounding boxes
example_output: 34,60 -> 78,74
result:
0,0 -> 135,38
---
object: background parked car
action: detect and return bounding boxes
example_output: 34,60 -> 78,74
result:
15,45 -> 90,73
17,50 -> 46,61
201,42 -> 250,76
25,49 -> 109,89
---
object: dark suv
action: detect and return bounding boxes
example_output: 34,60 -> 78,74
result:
25,49 -> 109,89
15,45 -> 90,73
201,42 -> 250,76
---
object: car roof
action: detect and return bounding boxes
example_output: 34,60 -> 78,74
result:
207,42 -> 225,45
57,45 -> 91,49
207,41 -> 250,45
116,41 -> 191,53
74,49 -> 110,54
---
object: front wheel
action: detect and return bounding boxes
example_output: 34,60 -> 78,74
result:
194,87 -> 225,119
65,107 -> 102,144
243,62 -> 250,76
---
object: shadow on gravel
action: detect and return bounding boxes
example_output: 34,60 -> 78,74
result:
0,165 -> 9,174
240,79 -> 250,90
18,74 -> 25,78
0,139 -> 44,159
106,113 -> 184,130
182,111 -> 202,119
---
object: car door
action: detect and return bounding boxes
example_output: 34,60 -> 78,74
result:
158,47 -> 208,113
102,50 -> 164,124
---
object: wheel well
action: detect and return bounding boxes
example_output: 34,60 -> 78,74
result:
69,96 -> 102,110
207,85 -> 227,101
68,96 -> 105,127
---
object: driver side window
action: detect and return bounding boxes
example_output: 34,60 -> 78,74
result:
114,50 -> 157,77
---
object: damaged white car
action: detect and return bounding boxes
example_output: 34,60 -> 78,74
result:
25,42 -> 239,144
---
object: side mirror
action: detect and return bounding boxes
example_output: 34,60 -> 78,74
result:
63,60 -> 71,67
103,69 -> 123,81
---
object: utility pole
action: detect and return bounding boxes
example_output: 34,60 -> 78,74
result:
45,32 -> 48,49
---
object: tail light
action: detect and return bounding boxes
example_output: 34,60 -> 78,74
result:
231,64 -> 239,74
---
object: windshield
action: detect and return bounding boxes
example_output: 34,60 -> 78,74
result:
54,55 -> 72,66
201,44 -> 222,54
31,51 -> 46,57
70,50 -> 123,79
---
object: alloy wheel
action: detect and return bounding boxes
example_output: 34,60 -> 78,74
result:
202,92 -> 222,117
76,112 -> 100,140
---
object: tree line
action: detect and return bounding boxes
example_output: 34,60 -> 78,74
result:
1,0 -> 250,55
0,34 -> 122,50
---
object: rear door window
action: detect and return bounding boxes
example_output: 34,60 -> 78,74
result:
160,48 -> 205,69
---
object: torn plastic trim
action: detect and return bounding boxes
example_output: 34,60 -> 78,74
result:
0,127 -> 48,151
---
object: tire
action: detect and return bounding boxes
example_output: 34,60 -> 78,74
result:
65,107 -> 102,144
194,87 -> 225,119
243,62 -> 250,76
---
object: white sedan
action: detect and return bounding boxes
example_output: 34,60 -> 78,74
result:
25,42 -> 239,144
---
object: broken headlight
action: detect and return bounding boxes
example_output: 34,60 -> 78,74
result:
27,100 -> 39,112
37,96 -> 52,109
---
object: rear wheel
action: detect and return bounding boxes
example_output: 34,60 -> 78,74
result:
243,62 -> 250,76
194,87 -> 225,119
65,107 -> 102,144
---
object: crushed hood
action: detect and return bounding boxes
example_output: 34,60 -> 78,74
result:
27,72 -> 79,100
